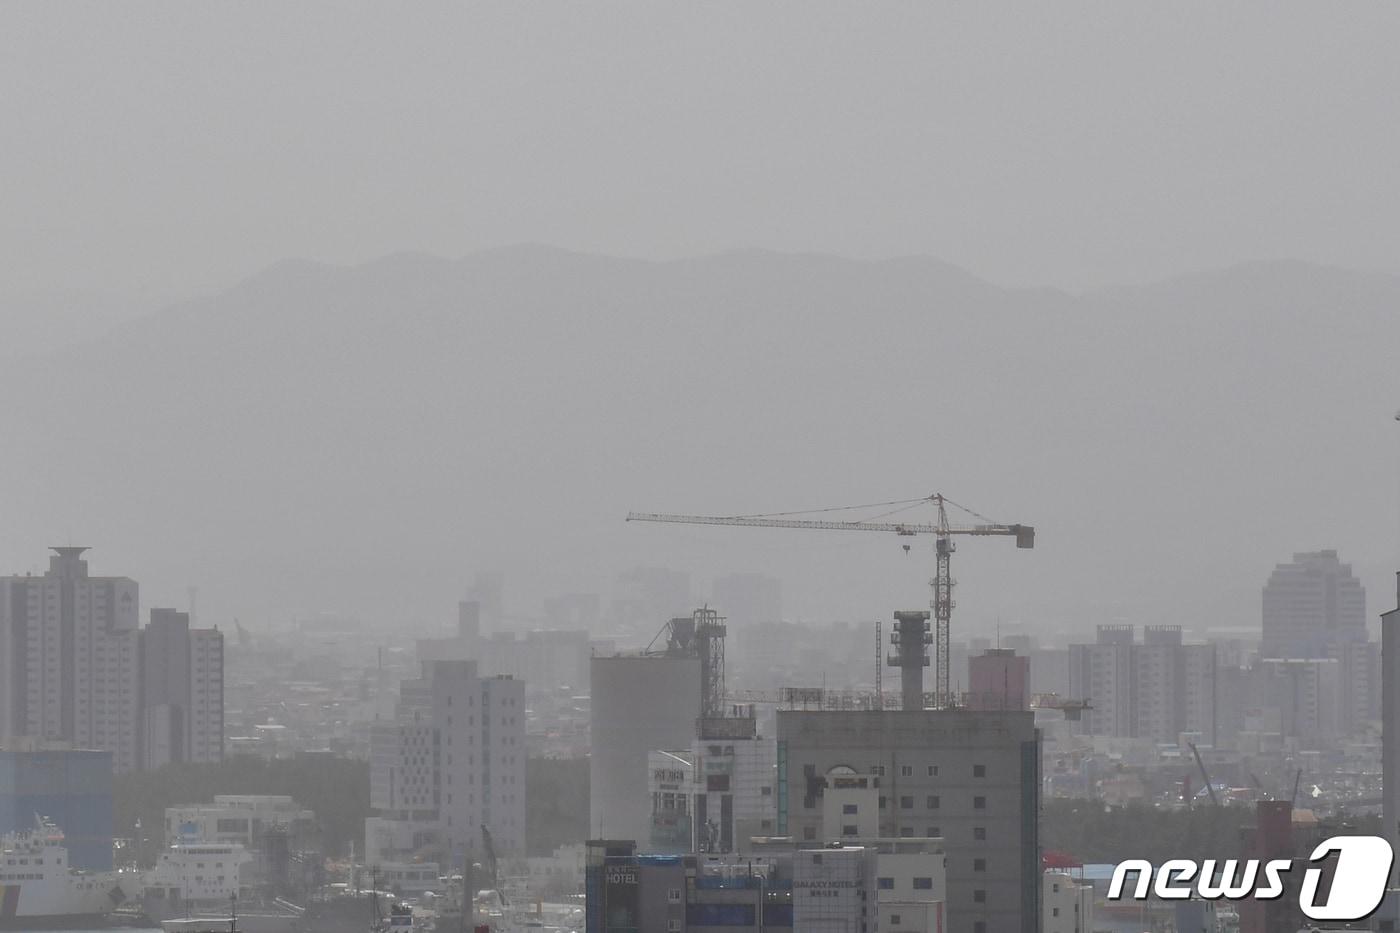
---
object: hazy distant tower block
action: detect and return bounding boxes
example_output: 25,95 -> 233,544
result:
1261,550 -> 1377,736
1261,550 -> 1366,658
0,548 -> 140,772
712,572 -> 781,627
1068,625 -> 1217,745
140,608 -> 225,769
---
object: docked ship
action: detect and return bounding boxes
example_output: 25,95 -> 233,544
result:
141,842 -> 304,933
0,818 -> 133,929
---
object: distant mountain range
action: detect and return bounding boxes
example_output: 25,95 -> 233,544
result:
4,247 -> 1397,637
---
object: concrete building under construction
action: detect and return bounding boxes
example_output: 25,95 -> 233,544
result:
590,610 -> 728,842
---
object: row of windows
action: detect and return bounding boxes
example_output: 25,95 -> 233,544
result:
872,763 -> 988,778
827,822 -> 992,842
876,794 -> 986,810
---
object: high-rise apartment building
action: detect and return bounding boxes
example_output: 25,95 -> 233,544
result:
0,548 -> 140,772
368,659 -> 526,867
1253,658 -> 1342,748
140,609 -> 224,769
1069,625 -> 1217,745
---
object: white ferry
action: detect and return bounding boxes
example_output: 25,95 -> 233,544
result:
143,843 -> 304,933
0,817 -> 131,929
141,841 -> 250,919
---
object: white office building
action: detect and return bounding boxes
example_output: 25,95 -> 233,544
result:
165,795 -> 316,849
369,659 -> 526,867
793,845 -> 880,933
648,717 -> 779,855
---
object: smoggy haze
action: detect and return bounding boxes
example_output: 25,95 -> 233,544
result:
1,247 -> 1396,634
3,3 -> 1400,307
4,3 -> 1400,637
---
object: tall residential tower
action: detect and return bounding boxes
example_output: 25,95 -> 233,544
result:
0,548 -> 140,772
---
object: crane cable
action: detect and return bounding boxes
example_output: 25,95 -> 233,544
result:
727,494 -> 1005,527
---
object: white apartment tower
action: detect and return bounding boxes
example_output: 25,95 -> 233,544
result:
0,548 -> 140,772
369,659 -> 526,868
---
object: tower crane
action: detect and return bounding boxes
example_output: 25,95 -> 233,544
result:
627,493 -> 1034,707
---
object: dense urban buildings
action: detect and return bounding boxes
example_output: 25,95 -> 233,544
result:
1068,625 -> 1217,744
0,549 -> 227,774
711,573 -> 781,629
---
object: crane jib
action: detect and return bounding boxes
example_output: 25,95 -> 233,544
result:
626,501 -> 1034,708
626,512 -> 1034,549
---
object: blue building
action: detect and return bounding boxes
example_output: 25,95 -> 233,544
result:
0,749 -> 114,870
585,839 -> 794,933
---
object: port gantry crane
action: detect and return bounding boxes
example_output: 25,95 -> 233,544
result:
627,493 -> 1034,708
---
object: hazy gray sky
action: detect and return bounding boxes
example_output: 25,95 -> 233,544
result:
5,2 -> 1400,307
